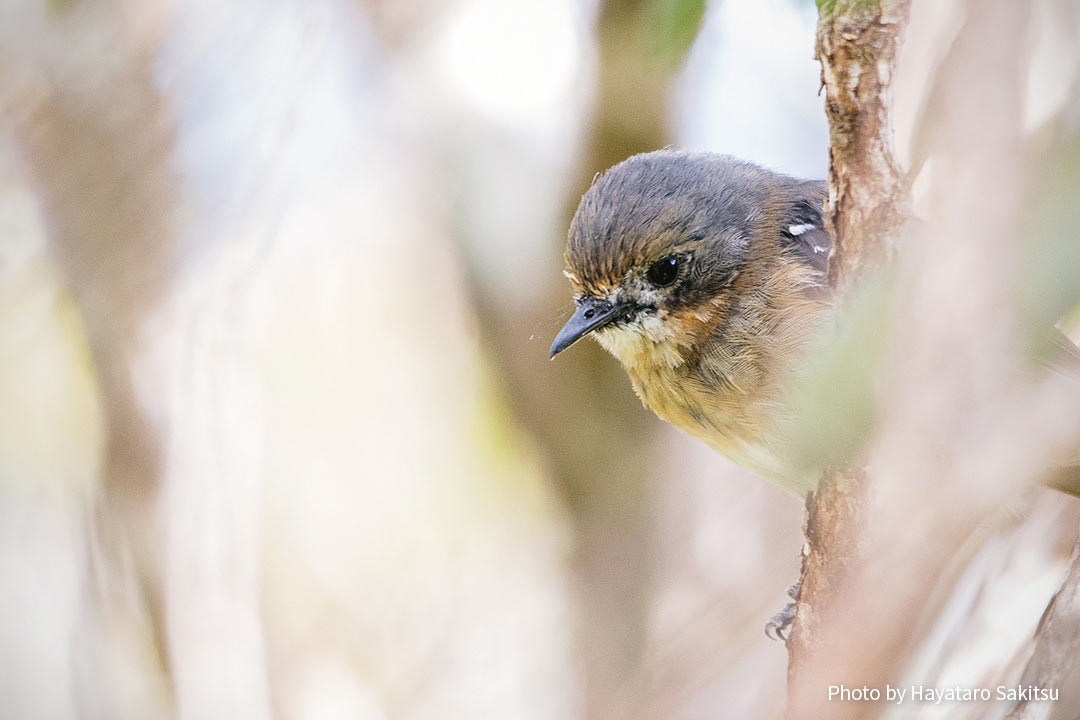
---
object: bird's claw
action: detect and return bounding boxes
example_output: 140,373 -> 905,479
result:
765,601 -> 796,641
764,582 -> 800,641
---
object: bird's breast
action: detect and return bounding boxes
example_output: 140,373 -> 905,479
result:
627,357 -> 814,496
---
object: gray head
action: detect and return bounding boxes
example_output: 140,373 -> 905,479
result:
550,150 -> 827,365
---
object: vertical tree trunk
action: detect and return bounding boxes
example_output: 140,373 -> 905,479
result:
19,5 -> 178,708
818,0 -> 911,295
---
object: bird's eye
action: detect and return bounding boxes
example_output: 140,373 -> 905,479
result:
646,256 -> 679,287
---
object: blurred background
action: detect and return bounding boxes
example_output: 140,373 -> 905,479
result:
0,0 -> 1077,718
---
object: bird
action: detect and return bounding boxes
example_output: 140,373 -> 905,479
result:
549,149 -> 1080,499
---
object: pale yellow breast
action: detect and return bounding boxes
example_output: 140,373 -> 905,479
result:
627,362 -> 814,495
592,260 -> 830,496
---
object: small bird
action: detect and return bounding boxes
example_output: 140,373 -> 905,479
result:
550,150 -> 832,495
550,149 -> 1080,497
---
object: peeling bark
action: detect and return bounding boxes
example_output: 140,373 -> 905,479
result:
818,0 -> 911,295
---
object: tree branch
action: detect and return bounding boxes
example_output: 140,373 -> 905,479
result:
817,0 -> 911,294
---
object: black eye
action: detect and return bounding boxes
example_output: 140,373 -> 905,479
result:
646,256 -> 679,287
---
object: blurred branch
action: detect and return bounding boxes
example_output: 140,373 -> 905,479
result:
447,1 -> 665,718
1008,542 -> 1080,718
13,5 -> 273,717
470,2 -> 700,718
16,2 -> 176,696
531,2 -> 677,716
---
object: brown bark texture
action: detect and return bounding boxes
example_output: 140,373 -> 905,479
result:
818,0 -> 911,295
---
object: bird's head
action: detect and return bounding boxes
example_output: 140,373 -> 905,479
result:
550,150 -> 786,370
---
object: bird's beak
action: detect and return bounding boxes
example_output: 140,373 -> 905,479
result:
549,297 -> 626,358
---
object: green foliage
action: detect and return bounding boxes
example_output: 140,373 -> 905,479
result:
816,0 -> 886,19
816,0 -> 838,15
47,0 -> 76,15
646,0 -> 708,69
1017,130 -> 1080,357
786,273 -> 894,474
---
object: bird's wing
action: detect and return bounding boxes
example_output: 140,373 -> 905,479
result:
780,196 -> 831,278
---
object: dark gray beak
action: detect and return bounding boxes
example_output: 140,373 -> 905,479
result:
549,297 -> 625,358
